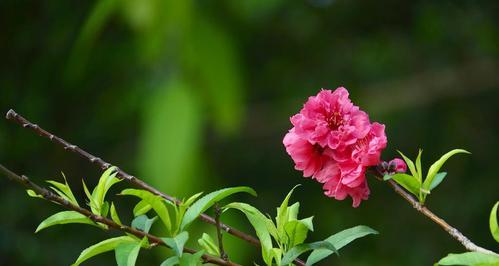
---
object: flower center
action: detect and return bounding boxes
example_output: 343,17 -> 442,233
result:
326,111 -> 343,130
313,144 -> 325,154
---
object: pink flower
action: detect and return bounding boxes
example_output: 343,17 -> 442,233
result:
283,87 -> 387,207
290,88 -> 371,150
389,158 -> 407,173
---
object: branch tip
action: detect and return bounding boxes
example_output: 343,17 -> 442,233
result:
5,109 -> 15,119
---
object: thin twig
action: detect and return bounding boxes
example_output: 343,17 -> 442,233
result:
215,203 -> 228,261
5,109 -> 307,266
373,168 -> 497,255
0,163 -> 240,266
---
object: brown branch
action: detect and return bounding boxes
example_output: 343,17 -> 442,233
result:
0,163 -> 240,266
5,109 -> 306,266
215,203 -> 228,261
375,170 -> 497,255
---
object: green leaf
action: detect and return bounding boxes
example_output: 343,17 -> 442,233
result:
110,202 -> 122,225
437,252 -> 499,265
46,173 -> 79,206
72,236 -> 136,266
415,149 -> 423,183
92,167 -> 120,215
180,186 -> 257,230
423,149 -> 470,191
160,256 -> 179,266
281,241 -> 336,266
197,233 -> 220,256
115,241 -> 141,266
133,200 -> 152,217
179,250 -> 204,266
306,225 -> 378,265
161,231 -> 189,258
270,248 -> 283,266
131,215 -> 157,234
26,189 -> 43,198
490,201 -> 499,243
284,217 -> 314,247
390,173 -> 421,198
429,172 -> 448,191
184,192 -> 203,207
398,151 -> 418,179
120,189 -> 172,233
223,202 -> 274,265
36,211 -> 96,233
276,185 -> 301,242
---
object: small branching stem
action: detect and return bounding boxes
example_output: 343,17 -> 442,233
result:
373,168 -> 497,255
0,163 -> 241,266
215,203 -> 228,261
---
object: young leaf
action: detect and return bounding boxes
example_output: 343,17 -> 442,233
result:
436,252 -> 499,265
184,192 -> 203,207
270,248 -> 283,266
490,201 -> 499,243
280,241 -> 336,266
131,215 -> 157,234
35,211 -> 97,233
161,231 -> 189,258
110,202 -> 122,225
92,167 -> 121,215
276,185 -> 301,241
133,200 -> 152,217
398,151 -> 418,179
115,241 -> 141,266
415,149 -> 423,182
197,233 -> 220,256
160,256 -> 179,266
284,217 -> 314,247
306,225 -> 378,265
390,173 -> 421,198
46,173 -> 79,206
429,172 -> 448,191
223,202 -> 274,266
180,186 -> 257,230
120,189 -> 171,233
423,149 -> 470,191
72,236 -> 136,266
26,189 -> 43,198
178,250 -> 204,266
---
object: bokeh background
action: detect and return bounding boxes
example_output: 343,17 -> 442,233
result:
1,0 -> 498,265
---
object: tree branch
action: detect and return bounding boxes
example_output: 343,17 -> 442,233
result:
5,109 -> 306,266
215,203 -> 228,261
374,169 -> 497,255
0,163 -> 240,266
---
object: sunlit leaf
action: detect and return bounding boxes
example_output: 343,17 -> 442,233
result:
115,241 -> 141,266
26,189 -> 43,198
184,192 -> 203,207
223,202 -> 274,265
490,201 -> 499,243
306,225 -> 378,265
398,151 -> 418,179
423,149 -> 470,191
121,189 -> 171,233
197,233 -> 220,256
281,241 -> 336,266
415,149 -> 423,182
72,236 -> 136,266
133,200 -> 152,217
110,202 -> 122,225
284,217 -> 314,247
180,186 -> 257,230
46,173 -> 79,206
390,173 -> 421,198
35,211 -> 97,233
161,231 -> 189,258
276,185 -> 301,241
437,252 -> 499,265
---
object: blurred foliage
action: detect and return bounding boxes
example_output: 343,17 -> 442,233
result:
1,0 -> 498,265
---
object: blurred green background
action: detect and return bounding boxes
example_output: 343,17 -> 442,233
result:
1,0 -> 498,265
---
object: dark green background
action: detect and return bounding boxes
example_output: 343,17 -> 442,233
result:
1,0 -> 498,265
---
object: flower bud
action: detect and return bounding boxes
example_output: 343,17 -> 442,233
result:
388,158 -> 407,173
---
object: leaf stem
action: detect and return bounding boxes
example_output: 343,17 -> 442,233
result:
371,168 -> 497,255
0,163 -> 240,266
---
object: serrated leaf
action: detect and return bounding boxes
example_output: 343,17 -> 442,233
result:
180,186 -> 257,230
224,202 -> 274,265
281,241 -> 336,266
437,252 -> 499,265
390,173 -> 421,198
398,151 -> 418,179
72,236 -> 136,266
306,225 -> 378,265
197,233 -> 220,256
161,231 -> 189,258
490,202 -> 499,243
133,200 -> 152,217
131,215 -> 157,234
423,149 -> 470,191
120,189 -> 171,233
160,256 -> 179,266
36,211 -> 97,233
115,241 -> 141,266
110,202 -> 122,225
429,172 -> 448,191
